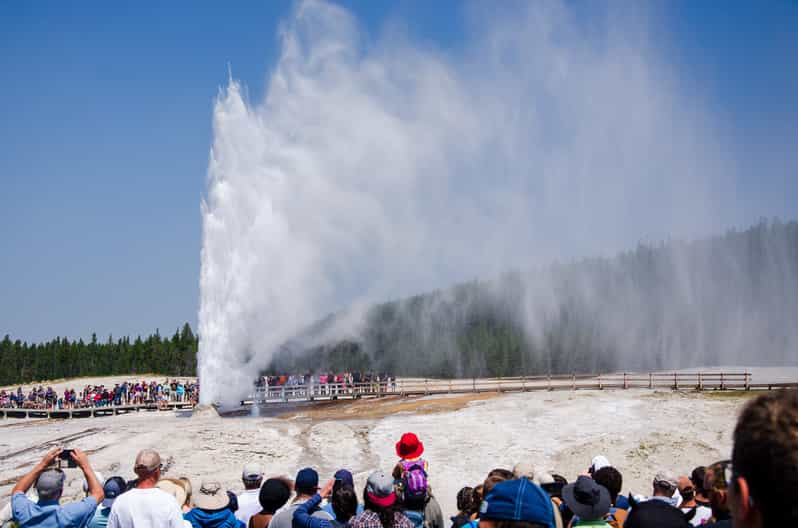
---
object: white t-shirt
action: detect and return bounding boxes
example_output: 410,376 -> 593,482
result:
107,487 -> 184,528
682,505 -> 713,526
236,489 -> 261,526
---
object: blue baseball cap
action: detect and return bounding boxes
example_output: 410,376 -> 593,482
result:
295,467 -> 319,492
334,469 -> 354,487
480,478 -> 554,528
102,477 -> 127,507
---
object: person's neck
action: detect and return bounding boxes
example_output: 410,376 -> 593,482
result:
294,494 -> 314,503
137,477 -> 159,489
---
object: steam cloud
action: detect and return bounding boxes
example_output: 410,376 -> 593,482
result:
199,0 -> 749,404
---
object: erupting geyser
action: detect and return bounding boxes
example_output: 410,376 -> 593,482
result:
198,0 -> 773,405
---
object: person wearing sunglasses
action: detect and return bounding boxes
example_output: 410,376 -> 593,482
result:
711,389 -> 798,528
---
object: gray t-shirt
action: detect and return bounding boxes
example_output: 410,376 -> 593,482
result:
269,498 -> 333,528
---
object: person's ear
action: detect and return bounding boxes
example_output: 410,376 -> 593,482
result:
735,477 -> 753,519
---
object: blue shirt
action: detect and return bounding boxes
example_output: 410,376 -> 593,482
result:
87,506 -> 110,528
12,492 -> 98,528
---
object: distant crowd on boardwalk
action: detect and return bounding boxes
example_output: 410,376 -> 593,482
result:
255,372 -> 397,399
0,380 -> 198,410
5,388 -> 797,528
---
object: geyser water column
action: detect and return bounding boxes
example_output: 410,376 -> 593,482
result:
198,0 -> 733,405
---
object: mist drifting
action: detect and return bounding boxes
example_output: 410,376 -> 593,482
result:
199,0 -> 778,404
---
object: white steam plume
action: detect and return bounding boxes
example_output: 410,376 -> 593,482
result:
199,0 -> 737,404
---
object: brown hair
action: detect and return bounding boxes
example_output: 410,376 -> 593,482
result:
732,389 -> 798,525
483,469 -> 514,495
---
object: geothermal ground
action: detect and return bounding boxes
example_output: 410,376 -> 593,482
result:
4,371 -> 789,520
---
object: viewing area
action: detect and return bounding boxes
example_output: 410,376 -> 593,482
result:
0,401 -> 196,420
4,372 -> 797,419
242,371 -> 796,405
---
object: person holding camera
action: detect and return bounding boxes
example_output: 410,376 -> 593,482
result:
11,447 -> 104,528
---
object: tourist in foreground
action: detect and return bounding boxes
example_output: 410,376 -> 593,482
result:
11,448 -> 103,528
107,449 -> 184,528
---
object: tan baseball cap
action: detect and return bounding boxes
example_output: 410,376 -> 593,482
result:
134,449 -> 162,473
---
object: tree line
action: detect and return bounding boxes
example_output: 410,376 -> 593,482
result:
271,219 -> 798,378
0,323 -> 197,386
5,219 -> 798,385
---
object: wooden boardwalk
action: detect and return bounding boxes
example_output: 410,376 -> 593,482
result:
0,401 -> 196,420
244,371 -> 798,405
4,372 -> 797,419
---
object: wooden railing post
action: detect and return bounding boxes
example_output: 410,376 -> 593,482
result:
720,373 -> 725,391
547,374 -> 551,391
745,372 -> 750,391
572,373 -> 576,391
448,380 -> 452,394
598,373 -> 602,390
698,372 -> 703,391
623,372 -> 628,390
649,373 -> 653,389
472,378 -> 476,393
674,372 -> 678,390
425,379 -> 429,396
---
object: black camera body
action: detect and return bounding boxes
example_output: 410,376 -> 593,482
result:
58,449 -> 77,468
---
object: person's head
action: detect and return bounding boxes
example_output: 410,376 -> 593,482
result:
484,469 -> 515,495
99,476 -> 126,508
592,467 -> 622,506
194,481 -> 229,511
472,485 -> 485,513
588,456 -> 610,476
703,460 -> 732,519
295,468 -> 319,497
677,476 -> 695,505
624,499 -> 690,528
457,486 -> 475,513
690,467 -> 707,499
364,470 -> 397,511
242,463 -> 264,490
258,478 -> 291,515
156,478 -> 189,509
332,484 -> 359,523
562,476 -> 610,522
333,469 -> 355,491
35,469 -> 65,502
479,478 -> 554,528
133,449 -> 162,482
513,463 -> 536,481
729,389 -> 798,528
540,475 -> 566,500
652,472 -> 677,498
179,477 -> 193,509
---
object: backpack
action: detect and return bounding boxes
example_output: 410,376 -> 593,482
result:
605,507 -> 627,528
401,463 -> 429,503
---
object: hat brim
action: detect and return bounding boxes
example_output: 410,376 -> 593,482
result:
101,497 -> 117,508
562,484 -> 611,521
395,440 -> 424,459
367,491 -> 396,508
194,494 -> 229,510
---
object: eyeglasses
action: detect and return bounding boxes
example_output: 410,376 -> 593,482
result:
704,460 -> 734,493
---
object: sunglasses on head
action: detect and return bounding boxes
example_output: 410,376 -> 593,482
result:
705,460 -> 735,493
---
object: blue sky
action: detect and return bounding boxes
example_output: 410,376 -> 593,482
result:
1,0 -> 796,342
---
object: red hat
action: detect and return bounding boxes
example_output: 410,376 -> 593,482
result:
395,432 -> 424,459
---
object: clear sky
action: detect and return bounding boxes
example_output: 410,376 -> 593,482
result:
1,0 -> 796,343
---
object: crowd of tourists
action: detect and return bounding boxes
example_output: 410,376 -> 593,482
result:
0,380 -> 198,410
4,388 -> 797,528
256,372 -> 397,399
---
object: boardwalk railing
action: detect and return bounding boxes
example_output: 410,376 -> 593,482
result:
246,371 -> 794,404
5,372 -> 798,419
